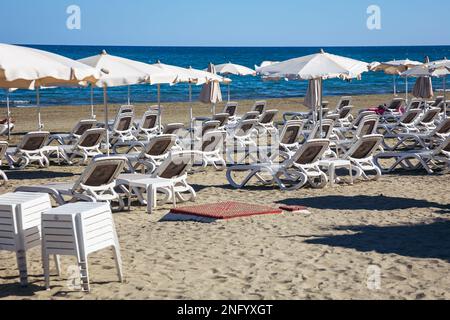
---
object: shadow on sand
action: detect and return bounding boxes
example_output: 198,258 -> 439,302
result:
276,195 -> 449,212
304,220 -> 450,262
3,170 -> 75,181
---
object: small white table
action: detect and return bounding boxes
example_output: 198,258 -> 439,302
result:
122,178 -> 176,214
319,159 -> 354,187
0,192 -> 52,286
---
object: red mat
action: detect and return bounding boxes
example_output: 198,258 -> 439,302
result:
169,201 -> 283,220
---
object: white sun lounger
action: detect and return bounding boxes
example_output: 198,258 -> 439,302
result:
6,131 -> 50,169
58,128 -> 106,165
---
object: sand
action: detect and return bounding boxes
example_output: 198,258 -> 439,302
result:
1,94 -> 449,300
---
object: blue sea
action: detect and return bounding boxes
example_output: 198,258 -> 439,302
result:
2,45 -> 450,107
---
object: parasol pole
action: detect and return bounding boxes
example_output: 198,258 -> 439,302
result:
157,84 -> 162,134
127,85 -> 131,105
6,90 -> 11,141
36,86 -> 42,131
393,75 -> 397,96
405,76 -> 409,105
103,85 -> 110,156
90,85 -> 96,119
228,83 -> 231,102
444,76 -> 447,119
319,78 -> 323,137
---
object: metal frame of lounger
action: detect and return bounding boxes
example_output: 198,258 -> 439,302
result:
374,136 -> 450,174
226,139 -> 330,190
6,131 -> 50,169
58,128 -> 106,165
16,156 -> 127,210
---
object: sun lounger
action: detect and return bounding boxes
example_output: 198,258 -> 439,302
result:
116,151 -> 197,212
58,128 -> 106,165
226,119 -> 259,164
251,101 -> 267,115
0,141 -> 8,184
415,107 -> 441,132
378,109 -> 422,136
222,102 -> 239,123
278,120 -> 305,160
124,134 -> 177,174
6,131 -> 50,169
48,119 -> 97,145
374,136 -> 450,174
226,139 -> 330,190
133,110 -> 160,141
193,131 -> 226,170
16,156 -> 127,210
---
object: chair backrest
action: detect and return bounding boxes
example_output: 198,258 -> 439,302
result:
153,152 -> 194,179
113,113 -> 134,132
346,134 -> 383,160
241,111 -> 260,121
223,102 -> 238,117
72,119 -> 97,136
280,120 -> 304,145
251,101 -> 267,115
18,131 -> 50,151
212,113 -> 230,127
78,128 -> 106,148
336,96 -> 352,110
435,118 -> 450,135
234,119 -> 258,137
0,141 -> 8,159
201,131 -> 225,152
163,123 -> 184,135
76,156 -> 126,189
420,107 -> 441,124
140,111 -> 159,130
259,110 -> 278,125
202,121 -> 220,137
143,134 -> 177,157
338,106 -> 353,119
400,109 -> 422,125
309,119 -> 335,140
355,115 -> 379,137
290,139 -> 330,166
353,111 -> 376,127
387,98 -> 405,111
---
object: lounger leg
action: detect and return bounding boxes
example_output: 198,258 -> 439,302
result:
54,255 -> 61,276
43,253 -> 51,290
147,185 -> 154,214
78,258 -> 90,292
330,164 -> 335,187
16,250 -> 28,287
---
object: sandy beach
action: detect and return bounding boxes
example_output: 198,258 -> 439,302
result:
1,94 -> 449,300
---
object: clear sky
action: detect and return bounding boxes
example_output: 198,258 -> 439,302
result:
0,0 -> 449,47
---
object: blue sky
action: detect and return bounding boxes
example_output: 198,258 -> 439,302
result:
0,0 -> 449,46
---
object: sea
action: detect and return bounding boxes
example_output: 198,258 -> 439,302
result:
1,45 -> 449,108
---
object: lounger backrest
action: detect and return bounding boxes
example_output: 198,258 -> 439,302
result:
140,111 -> 158,130
436,118 -> 450,135
339,106 -> 353,119
202,121 -> 220,137
72,119 -> 97,136
388,98 -> 405,110
356,115 -> 378,137
346,134 -> 383,160
408,100 -> 422,111
212,113 -> 230,127
291,139 -> 330,166
118,105 -> 134,115
420,108 -> 440,123
18,131 -> 50,151
431,96 -> 444,107
78,128 -> 106,148
336,96 -> 352,110
400,109 -> 422,124
0,141 -> 8,159
113,113 -> 133,132
234,119 -> 258,137
309,119 -> 334,140
241,111 -> 260,121
259,110 -> 278,124
353,111 -> 376,127
143,134 -> 177,157
252,101 -> 267,115
76,156 -> 126,188
154,152 -> 194,179
201,131 -> 225,152
280,120 -> 304,145
223,102 -> 238,117
163,123 -> 184,135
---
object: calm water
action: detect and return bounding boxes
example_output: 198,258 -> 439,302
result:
2,45 -> 450,107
